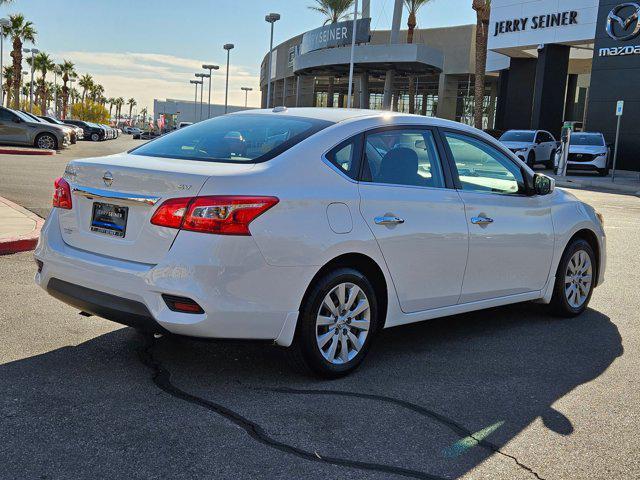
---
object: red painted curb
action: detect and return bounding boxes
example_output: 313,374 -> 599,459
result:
0,196 -> 44,255
0,147 -> 56,156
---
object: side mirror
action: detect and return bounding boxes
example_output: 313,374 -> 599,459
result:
414,139 -> 426,149
534,173 -> 554,195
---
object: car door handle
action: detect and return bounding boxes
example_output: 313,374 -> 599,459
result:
471,216 -> 494,225
375,216 -> 405,226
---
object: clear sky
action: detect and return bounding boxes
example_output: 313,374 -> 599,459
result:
1,0 -> 475,112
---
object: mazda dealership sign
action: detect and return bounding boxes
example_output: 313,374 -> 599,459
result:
300,18 -> 371,55
600,3 -> 640,57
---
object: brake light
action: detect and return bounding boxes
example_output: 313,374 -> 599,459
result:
150,197 -> 191,229
52,177 -> 72,209
151,196 -> 278,236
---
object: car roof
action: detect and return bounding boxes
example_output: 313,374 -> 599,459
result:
230,107 -> 486,132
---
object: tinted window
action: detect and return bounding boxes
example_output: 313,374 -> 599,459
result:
570,134 -> 605,146
445,132 -> 524,195
13,110 -> 36,122
499,131 -> 535,143
326,135 -> 362,180
362,129 -> 445,188
0,109 -> 17,121
131,114 -> 332,163
539,132 -> 555,142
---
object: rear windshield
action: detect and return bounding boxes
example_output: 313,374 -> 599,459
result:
499,131 -> 535,142
130,114 -> 333,163
570,134 -> 604,146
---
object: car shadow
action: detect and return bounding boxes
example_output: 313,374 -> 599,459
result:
0,303 -> 622,479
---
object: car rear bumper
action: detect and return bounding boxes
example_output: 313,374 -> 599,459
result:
35,209 -> 312,343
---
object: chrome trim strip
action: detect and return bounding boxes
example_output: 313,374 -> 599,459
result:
72,186 -> 161,206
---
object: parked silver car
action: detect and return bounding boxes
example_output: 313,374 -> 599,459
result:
0,107 -> 70,149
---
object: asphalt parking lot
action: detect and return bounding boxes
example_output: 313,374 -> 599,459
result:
0,141 -> 639,479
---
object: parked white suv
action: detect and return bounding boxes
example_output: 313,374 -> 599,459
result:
35,109 -> 606,377
499,130 -> 557,169
554,132 -> 610,177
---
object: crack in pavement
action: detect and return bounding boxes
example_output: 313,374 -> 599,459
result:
263,388 -> 546,480
137,335 -> 544,480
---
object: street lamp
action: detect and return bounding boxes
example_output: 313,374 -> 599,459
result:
223,43 -> 234,114
0,18 -> 11,108
202,64 -> 219,119
190,79 -> 202,122
195,72 -> 209,121
241,87 -> 253,108
23,47 -> 39,113
67,76 -> 76,117
21,71 -> 28,105
265,13 -> 280,109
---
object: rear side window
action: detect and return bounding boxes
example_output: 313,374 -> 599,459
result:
131,114 -> 332,163
325,134 -> 362,180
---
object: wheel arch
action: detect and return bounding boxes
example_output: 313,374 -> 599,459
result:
567,228 -> 600,281
299,252 -> 388,333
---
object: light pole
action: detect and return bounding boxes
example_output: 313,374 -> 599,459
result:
265,13 -> 280,109
21,71 -> 27,106
241,87 -> 253,108
190,79 -> 201,122
195,72 -> 209,121
202,64 -> 219,119
347,0 -> 359,108
0,18 -> 11,108
223,43 -> 234,114
24,48 -> 39,113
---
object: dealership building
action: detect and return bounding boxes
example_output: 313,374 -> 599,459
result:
260,0 -> 640,170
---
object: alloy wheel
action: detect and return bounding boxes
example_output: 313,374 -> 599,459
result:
37,134 -> 55,149
564,249 -> 593,309
316,282 -> 370,365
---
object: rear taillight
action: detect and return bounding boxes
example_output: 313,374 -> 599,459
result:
150,197 -> 191,229
52,177 -> 72,209
151,196 -> 278,236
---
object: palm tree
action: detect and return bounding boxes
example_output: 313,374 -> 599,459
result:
3,65 -> 14,107
106,97 -> 115,118
7,14 -> 36,109
114,96 -> 124,124
59,60 -> 75,119
78,73 -> 93,104
139,107 -> 147,126
27,51 -> 54,115
472,0 -> 491,129
127,97 -> 136,122
89,83 -> 103,102
308,0 -> 354,24
404,0 -> 433,114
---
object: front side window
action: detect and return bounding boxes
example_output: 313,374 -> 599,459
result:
362,129 -> 445,188
0,109 -> 16,121
444,132 -> 524,195
131,114 -> 332,163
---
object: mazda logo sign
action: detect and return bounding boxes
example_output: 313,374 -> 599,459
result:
102,171 -> 113,187
606,3 -> 640,41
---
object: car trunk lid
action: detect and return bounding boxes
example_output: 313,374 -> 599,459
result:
58,153 -> 255,264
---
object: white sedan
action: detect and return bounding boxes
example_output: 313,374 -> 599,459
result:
35,108 -> 606,377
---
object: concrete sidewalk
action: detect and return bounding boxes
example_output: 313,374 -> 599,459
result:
546,169 -> 640,196
0,196 -> 43,255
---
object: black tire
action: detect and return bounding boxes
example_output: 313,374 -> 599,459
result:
287,268 -> 379,378
545,150 -> 556,169
549,239 -> 596,317
91,133 -> 100,142
527,151 -> 536,168
34,133 -> 58,150
597,168 -> 609,177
